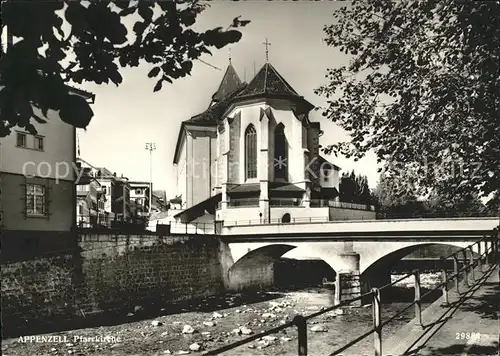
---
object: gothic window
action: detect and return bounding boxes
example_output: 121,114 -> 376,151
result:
245,124 -> 257,179
274,123 -> 287,180
281,213 -> 291,223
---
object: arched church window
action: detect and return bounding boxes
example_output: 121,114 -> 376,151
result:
281,213 -> 291,223
245,124 -> 257,179
274,123 -> 288,180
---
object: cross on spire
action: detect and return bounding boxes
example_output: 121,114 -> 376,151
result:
263,38 -> 271,62
228,48 -> 232,65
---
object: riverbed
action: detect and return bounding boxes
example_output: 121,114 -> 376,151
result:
2,284 -> 433,356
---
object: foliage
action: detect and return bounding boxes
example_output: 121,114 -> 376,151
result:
425,185 -> 487,215
372,174 -> 426,216
316,0 -> 500,206
0,0 -> 249,137
339,170 -> 375,205
373,173 -> 490,217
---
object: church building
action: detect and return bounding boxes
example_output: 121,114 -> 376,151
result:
172,56 -> 343,229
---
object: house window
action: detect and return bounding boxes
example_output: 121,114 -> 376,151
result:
274,123 -> 288,180
245,124 -> 257,179
16,133 -> 27,148
26,184 -> 47,216
34,136 -> 44,151
323,168 -> 330,182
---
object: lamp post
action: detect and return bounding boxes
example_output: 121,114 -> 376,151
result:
145,142 -> 156,215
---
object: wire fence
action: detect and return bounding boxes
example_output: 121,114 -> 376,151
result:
201,226 -> 500,356
77,214 -> 148,230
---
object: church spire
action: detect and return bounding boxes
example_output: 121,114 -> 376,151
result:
262,38 -> 271,63
229,48 -> 232,65
211,59 -> 242,103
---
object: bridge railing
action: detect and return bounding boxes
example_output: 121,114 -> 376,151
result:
201,226 -> 499,356
221,212 -> 497,226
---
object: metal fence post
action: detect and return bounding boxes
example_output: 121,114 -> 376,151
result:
372,288 -> 382,356
494,236 -> 499,264
440,257 -> 449,305
486,237 -> 492,264
478,241 -> 483,272
414,270 -> 422,327
462,249 -> 469,287
468,246 -> 475,282
293,315 -> 308,356
453,254 -> 460,294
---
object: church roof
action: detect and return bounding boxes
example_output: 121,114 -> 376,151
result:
211,64 -> 243,103
237,63 -> 298,97
316,156 -> 341,171
173,193 -> 221,223
184,84 -> 247,126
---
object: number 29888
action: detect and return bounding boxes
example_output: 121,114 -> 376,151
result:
456,332 -> 480,340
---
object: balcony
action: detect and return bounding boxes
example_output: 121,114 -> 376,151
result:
310,199 -> 375,211
216,198 -> 374,211
228,198 -> 259,208
269,198 -> 301,207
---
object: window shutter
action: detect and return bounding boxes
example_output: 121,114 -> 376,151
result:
20,182 -> 27,218
45,182 -> 52,218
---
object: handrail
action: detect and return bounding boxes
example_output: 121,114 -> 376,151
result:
202,226 -> 499,356
221,214 -> 497,227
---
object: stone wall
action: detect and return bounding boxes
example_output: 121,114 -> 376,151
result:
1,232 -> 235,336
77,233 -> 231,314
1,251 -> 80,334
228,262 -> 274,292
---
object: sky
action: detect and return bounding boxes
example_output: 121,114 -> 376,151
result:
76,1 -> 380,199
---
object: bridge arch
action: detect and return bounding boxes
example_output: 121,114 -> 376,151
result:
356,241 -> 475,274
227,244 -> 296,291
363,243 -> 458,278
227,244 -> 339,292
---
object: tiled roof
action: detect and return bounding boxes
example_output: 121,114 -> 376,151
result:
173,193 -> 222,223
270,183 -> 305,192
227,182 -> 305,194
236,63 -> 299,98
184,84 -> 247,126
211,64 -> 242,103
316,156 -> 341,171
228,183 -> 261,194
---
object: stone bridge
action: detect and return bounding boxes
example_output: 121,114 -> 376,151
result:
220,218 -> 499,300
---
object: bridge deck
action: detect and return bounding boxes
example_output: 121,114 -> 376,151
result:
385,265 -> 499,356
220,217 -> 499,240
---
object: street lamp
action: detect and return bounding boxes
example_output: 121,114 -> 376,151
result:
145,142 -> 156,215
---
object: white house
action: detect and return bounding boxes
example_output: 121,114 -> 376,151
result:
0,87 -> 95,250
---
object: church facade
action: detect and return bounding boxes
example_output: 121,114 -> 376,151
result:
172,60 -> 347,228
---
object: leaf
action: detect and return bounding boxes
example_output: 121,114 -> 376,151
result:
148,67 -> 160,78
107,23 -> 128,44
181,61 -> 193,73
46,46 -> 66,62
65,3 -> 88,32
59,94 -> 94,128
108,70 -> 123,86
133,21 -> 146,36
119,5 -> 136,16
153,80 -> 162,92
114,1 -> 131,10
138,3 -> 154,22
